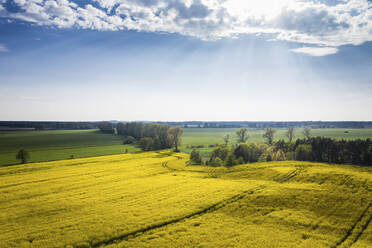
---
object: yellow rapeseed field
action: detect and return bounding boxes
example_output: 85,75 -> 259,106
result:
0,151 -> 371,248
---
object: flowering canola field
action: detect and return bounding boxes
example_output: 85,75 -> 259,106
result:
0,151 -> 371,248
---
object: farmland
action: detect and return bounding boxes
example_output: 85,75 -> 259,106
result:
181,128 -> 372,156
0,151 -> 371,247
2,128 -> 372,166
0,130 -> 139,165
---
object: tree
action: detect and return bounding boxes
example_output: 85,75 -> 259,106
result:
303,127 -> 311,140
223,134 -> 230,145
295,144 -> 312,161
273,149 -> 286,161
139,137 -> 154,151
286,127 -> 295,142
98,121 -> 114,133
190,149 -> 202,165
263,127 -> 276,146
224,153 -> 237,167
168,126 -> 183,152
234,143 -> 264,163
16,149 -> 30,164
210,145 -> 230,162
236,128 -> 249,143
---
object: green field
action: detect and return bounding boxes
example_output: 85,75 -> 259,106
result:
0,130 -> 139,166
181,128 -> 372,156
2,128 -> 372,166
0,151 -> 371,247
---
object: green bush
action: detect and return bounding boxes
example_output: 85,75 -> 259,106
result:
209,157 -> 223,167
210,145 -> 229,162
224,153 -> 237,167
234,143 -> 266,163
123,136 -> 136,144
190,149 -> 203,165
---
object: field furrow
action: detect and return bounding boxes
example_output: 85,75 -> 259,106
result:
333,202 -> 372,248
0,151 -> 371,248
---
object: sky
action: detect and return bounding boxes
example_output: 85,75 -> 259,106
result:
0,0 -> 372,121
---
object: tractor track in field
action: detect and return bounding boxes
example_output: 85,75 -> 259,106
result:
274,166 -> 306,183
161,161 -> 209,174
332,202 -> 372,248
86,166 -> 305,248
90,185 -> 266,248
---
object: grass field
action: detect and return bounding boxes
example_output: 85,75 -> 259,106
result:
0,130 -> 139,165
181,128 -> 372,156
0,151 -> 371,247
2,128 -> 372,166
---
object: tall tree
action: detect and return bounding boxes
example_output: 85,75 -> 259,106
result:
263,127 -> 276,146
236,128 -> 249,143
303,127 -> 311,140
16,149 -> 30,164
286,127 -> 295,142
168,126 -> 183,152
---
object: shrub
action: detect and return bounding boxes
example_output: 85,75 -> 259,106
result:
210,145 -> 229,162
236,157 -> 245,164
209,157 -> 223,167
224,153 -> 237,167
123,136 -> 136,144
190,149 -> 203,165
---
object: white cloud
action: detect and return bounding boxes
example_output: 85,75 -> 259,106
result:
291,46 -> 339,56
0,44 -> 8,52
1,0 -> 372,55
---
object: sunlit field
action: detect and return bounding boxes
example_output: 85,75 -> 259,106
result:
2,128 -> 372,166
1,151 -> 371,248
0,130 -> 139,165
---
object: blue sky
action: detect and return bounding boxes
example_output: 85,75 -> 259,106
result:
1,0 -> 372,121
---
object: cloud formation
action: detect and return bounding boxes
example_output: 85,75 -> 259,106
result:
0,44 -> 8,52
1,0 -> 372,56
291,46 -> 339,56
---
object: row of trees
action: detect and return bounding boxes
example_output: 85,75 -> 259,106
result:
274,137 -> 372,166
114,122 -> 183,152
190,143 -> 278,167
98,122 -> 115,133
1,121 -> 96,130
231,127 -> 312,145
190,127 -> 371,167
154,121 -> 372,128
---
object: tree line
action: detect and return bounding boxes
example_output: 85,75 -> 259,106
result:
278,137 -> 372,165
189,127 -> 372,167
155,121 -> 372,129
99,121 -> 183,152
1,121 -> 96,130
